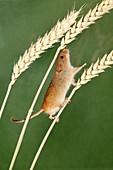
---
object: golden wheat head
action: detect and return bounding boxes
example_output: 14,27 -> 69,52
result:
11,9 -> 81,84
61,0 -> 113,48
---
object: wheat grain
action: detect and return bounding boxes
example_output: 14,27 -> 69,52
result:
0,9 -> 81,118
29,50 -> 113,170
60,0 -> 113,49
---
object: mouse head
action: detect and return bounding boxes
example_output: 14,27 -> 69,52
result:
55,49 -> 71,72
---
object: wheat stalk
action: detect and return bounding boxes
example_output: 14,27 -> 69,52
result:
60,0 -> 113,49
0,9 -> 81,118
29,50 -> 113,170
8,1 -> 113,169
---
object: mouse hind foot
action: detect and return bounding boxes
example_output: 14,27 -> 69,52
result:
49,114 -> 59,122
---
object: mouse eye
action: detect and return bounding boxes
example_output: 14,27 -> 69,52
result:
60,56 -> 64,59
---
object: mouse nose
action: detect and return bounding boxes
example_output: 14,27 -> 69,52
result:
62,49 -> 69,55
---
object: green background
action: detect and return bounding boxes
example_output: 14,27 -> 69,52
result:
0,0 -> 113,169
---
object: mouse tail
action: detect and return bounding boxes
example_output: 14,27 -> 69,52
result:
10,109 -> 44,123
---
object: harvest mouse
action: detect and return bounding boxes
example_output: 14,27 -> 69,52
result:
11,49 -> 86,123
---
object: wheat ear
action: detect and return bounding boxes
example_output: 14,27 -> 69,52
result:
0,9 -> 81,118
60,0 -> 113,49
29,50 -> 113,170
11,9 -> 81,83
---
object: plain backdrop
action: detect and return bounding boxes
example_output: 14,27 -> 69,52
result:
0,0 -> 113,169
